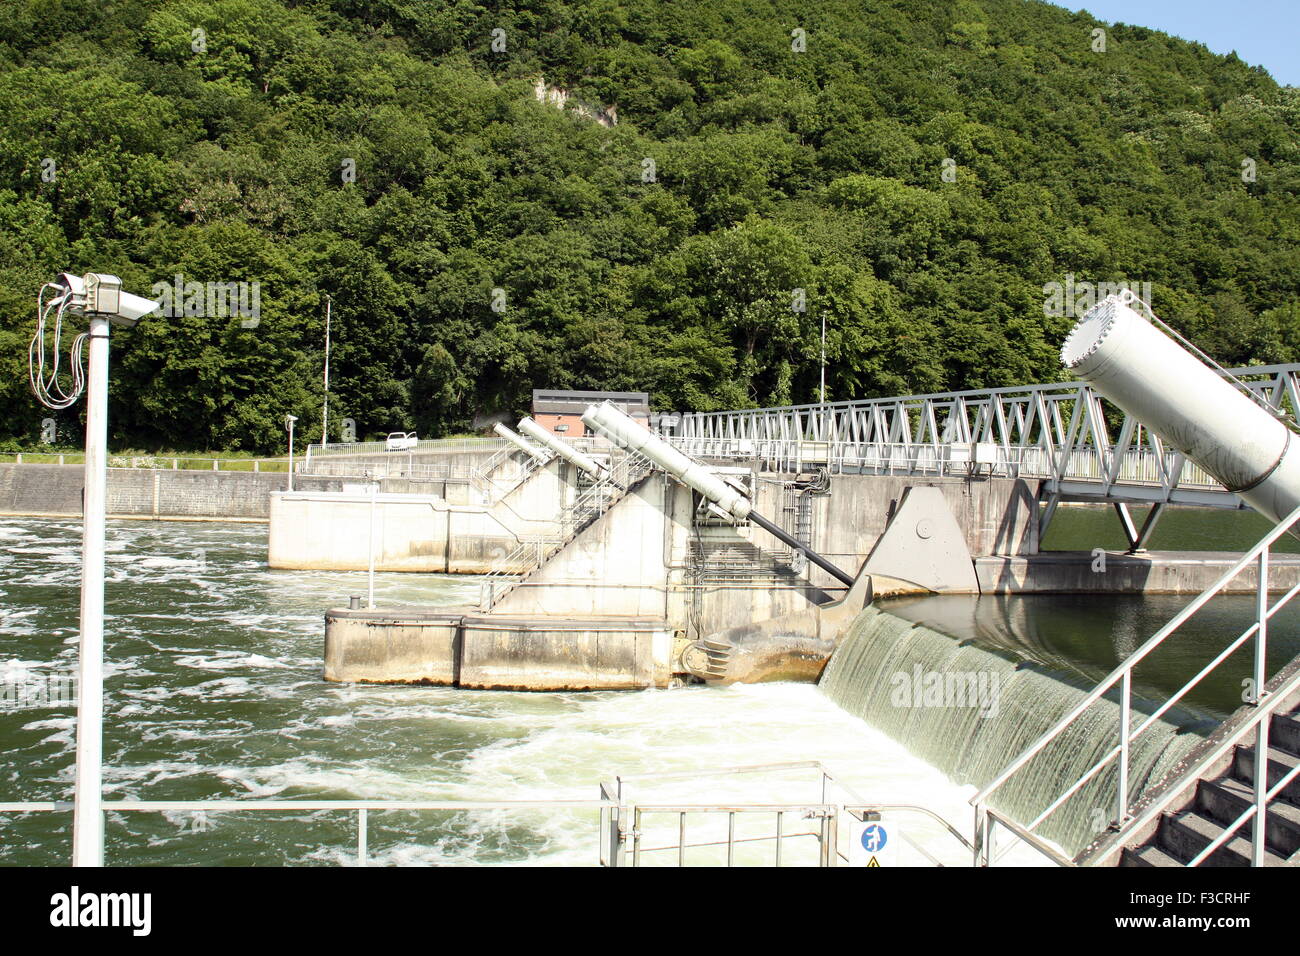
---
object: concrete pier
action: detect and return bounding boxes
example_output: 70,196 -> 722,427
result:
325,608 -> 674,690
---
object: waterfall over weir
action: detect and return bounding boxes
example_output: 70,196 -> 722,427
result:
819,606 -> 1208,857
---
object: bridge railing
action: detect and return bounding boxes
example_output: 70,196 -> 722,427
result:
669,438 -> 1223,490
673,363 -> 1300,500
0,762 -> 984,867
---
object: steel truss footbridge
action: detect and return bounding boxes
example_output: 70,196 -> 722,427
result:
673,363 -> 1300,551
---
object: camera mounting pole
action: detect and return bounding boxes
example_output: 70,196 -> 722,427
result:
73,312 -> 111,867
29,273 -> 159,867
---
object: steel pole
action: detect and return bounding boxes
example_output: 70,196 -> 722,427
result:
820,311 -> 827,439
73,316 -> 109,867
287,422 -> 294,492
367,482 -> 377,608
322,295 -> 331,449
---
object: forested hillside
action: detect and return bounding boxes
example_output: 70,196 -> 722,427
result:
2,0 -> 1298,451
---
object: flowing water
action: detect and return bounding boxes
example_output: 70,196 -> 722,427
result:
819,503 -> 1300,857
7,504 -> 1288,865
820,606 -> 1207,855
0,516 -> 1028,867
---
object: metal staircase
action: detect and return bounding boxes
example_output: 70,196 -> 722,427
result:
482,450 -> 654,608
1120,704 -> 1300,866
468,444 -> 551,504
970,503 -> 1300,867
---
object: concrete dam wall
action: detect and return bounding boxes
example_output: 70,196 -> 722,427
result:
0,463 -> 479,521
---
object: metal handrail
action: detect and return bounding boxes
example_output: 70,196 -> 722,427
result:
1100,663 -> 1300,867
678,362 -> 1300,422
0,797 -> 616,867
971,502 -> 1300,866
673,364 -> 1300,504
3,763 -> 986,867
480,451 -> 653,606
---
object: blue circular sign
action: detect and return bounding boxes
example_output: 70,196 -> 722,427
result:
861,823 -> 887,853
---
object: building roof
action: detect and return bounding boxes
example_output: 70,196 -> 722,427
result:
531,389 -> 651,416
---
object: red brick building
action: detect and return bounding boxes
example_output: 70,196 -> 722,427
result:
531,390 -> 651,438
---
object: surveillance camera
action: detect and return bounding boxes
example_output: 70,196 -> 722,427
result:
56,272 -> 160,326
85,273 -> 160,326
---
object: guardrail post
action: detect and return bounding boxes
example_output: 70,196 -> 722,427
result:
775,811 -> 783,867
1254,549 -> 1269,866
633,807 -> 642,867
357,808 -> 368,867
972,806 -> 990,866
1118,670 -> 1131,826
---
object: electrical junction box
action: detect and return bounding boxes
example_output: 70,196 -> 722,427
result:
85,273 -> 123,319
943,442 -> 999,466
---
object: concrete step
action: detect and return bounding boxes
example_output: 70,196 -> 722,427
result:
1119,844 -> 1183,867
1231,744 -> 1300,803
1157,809 -> 1291,866
1194,776 -> 1300,857
1271,712 -> 1300,756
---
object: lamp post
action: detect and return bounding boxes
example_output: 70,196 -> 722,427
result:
819,310 -> 829,440
820,310 -> 827,406
322,295 -> 331,450
286,414 -> 298,491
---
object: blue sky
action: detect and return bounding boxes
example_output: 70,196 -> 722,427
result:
1069,1 -> 1299,86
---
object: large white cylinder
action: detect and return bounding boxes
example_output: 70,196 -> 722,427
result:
1061,295 -> 1300,523
517,417 -> 607,479
493,422 -> 551,464
581,401 -> 752,520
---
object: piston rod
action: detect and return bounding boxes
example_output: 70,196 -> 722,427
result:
517,417 -> 608,479
580,401 -> 855,587
493,422 -> 551,464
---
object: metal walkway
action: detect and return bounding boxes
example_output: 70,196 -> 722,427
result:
674,364 -> 1300,520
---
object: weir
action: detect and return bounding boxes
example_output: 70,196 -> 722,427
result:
819,605 -> 1206,856
309,292 -> 1300,866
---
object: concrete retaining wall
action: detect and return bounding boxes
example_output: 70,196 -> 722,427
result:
977,551 -> 1300,594
0,463 -> 479,521
267,458 -> 576,573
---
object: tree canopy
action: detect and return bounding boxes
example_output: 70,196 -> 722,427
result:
1,0 -> 1298,451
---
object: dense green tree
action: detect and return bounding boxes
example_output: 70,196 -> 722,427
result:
0,0 -> 1298,451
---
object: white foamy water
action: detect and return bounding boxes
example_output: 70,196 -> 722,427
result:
0,517 -> 1043,866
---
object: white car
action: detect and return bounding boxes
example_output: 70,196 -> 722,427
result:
385,431 -> 418,451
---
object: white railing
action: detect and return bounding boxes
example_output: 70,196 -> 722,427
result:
303,460 -> 475,481
673,363 -> 1300,504
0,798 -> 613,867
4,454 -> 294,472
482,450 -> 654,605
0,763 -> 981,867
603,761 -> 977,867
305,437 -> 509,461
971,503 -> 1300,867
